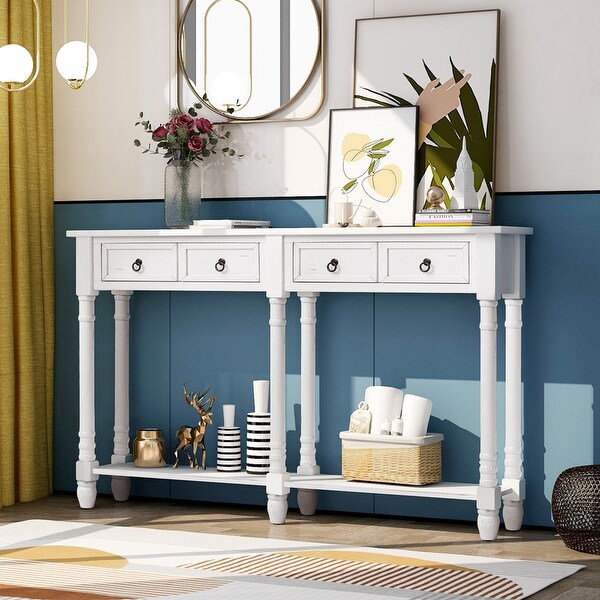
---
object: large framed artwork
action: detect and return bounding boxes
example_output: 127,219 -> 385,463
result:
354,10 -> 499,218
326,106 -> 418,226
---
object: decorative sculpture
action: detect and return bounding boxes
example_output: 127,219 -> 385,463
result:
173,384 -> 216,470
424,185 -> 446,211
451,137 -> 479,210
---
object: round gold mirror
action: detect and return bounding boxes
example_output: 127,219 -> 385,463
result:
178,0 -> 323,121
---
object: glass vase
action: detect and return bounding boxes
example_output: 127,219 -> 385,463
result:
164,160 -> 201,228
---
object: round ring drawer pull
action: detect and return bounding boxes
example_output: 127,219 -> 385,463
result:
215,258 -> 226,272
327,258 -> 339,273
132,258 -> 143,272
419,258 -> 432,273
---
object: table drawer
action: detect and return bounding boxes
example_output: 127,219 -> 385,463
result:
101,243 -> 178,281
379,242 -> 469,284
179,243 -> 260,282
293,242 -> 377,283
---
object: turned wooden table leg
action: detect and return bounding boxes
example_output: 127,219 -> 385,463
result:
76,294 -> 99,509
502,298 -> 525,531
266,295 -> 290,524
297,292 -> 320,516
477,299 -> 501,540
111,290 -> 133,502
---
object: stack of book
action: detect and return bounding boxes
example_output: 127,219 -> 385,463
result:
414,209 -> 491,227
191,219 -> 270,229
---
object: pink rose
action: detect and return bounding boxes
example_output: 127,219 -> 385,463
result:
188,135 -> 205,152
176,114 -> 195,129
195,118 -> 213,133
151,125 -> 168,141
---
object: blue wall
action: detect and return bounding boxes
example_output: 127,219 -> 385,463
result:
54,194 -> 599,526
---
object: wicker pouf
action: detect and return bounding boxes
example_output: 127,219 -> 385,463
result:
551,464 -> 600,555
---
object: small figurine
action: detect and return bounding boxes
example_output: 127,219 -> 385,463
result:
425,186 -> 446,211
173,384 -> 216,470
451,138 -> 479,210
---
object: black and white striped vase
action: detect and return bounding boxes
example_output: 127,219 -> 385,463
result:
246,412 -> 270,474
216,426 -> 242,472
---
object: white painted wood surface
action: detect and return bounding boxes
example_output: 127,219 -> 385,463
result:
69,226 -> 531,540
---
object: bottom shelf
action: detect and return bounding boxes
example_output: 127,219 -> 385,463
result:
94,463 -> 479,501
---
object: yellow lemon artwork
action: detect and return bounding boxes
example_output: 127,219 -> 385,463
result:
341,132 -> 372,180
341,132 -> 402,202
363,164 -> 403,203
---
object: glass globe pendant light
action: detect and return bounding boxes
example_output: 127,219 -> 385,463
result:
56,0 -> 98,90
203,0 -> 252,113
0,0 -> 41,92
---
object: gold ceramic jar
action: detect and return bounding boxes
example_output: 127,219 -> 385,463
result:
133,428 -> 166,467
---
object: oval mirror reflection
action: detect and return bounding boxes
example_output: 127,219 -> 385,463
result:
179,0 -> 321,120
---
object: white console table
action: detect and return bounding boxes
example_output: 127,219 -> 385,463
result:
68,226 -> 532,540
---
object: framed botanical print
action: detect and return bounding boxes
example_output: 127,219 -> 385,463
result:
326,106 -> 418,226
354,10 -> 499,218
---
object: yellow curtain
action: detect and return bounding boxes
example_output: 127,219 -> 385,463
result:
0,0 -> 54,506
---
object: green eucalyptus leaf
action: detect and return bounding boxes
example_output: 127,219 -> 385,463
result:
133,139 -> 141,147
139,112 -> 143,118
229,149 -> 235,156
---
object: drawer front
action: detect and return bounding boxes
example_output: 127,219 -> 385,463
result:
379,242 -> 469,284
101,243 -> 177,281
180,243 -> 260,282
293,242 -> 377,283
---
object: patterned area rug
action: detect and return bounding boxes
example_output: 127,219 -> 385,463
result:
0,519 -> 583,599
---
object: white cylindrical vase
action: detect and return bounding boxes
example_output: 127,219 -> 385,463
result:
253,379 -> 269,413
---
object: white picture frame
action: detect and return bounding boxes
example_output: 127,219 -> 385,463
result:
326,106 -> 418,227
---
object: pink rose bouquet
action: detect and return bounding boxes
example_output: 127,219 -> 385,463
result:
134,103 -> 240,163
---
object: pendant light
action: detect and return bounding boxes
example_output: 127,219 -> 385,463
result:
204,0 -> 252,113
0,0 -> 41,92
56,0 -> 98,90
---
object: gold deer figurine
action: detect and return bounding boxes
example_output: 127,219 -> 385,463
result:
173,384 -> 216,470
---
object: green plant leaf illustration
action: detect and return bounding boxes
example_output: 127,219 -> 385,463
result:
371,138 -> 394,151
343,179 -> 358,192
357,57 -> 496,205
430,164 -> 452,209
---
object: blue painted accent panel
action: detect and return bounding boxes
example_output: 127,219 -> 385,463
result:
54,194 -> 599,527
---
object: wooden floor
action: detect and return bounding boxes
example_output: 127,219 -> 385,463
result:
0,493 -> 598,599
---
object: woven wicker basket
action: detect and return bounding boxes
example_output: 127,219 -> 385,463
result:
552,464 -> 600,555
340,431 -> 442,485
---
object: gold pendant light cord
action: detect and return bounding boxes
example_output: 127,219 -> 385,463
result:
64,0 -> 91,90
